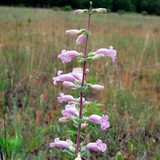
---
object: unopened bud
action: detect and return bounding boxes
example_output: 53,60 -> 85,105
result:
92,54 -> 105,60
96,8 -> 107,13
81,123 -> 88,128
90,84 -> 104,91
74,9 -> 88,15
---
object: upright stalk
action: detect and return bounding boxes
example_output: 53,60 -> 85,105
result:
75,3 -> 92,154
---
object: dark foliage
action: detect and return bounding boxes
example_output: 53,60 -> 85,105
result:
0,0 -> 160,15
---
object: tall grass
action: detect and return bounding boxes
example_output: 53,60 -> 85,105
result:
0,6 -> 160,159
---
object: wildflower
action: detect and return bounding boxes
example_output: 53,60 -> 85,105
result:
70,68 -> 83,80
90,84 -> 104,91
96,8 -> 107,13
58,116 -> 73,123
76,34 -> 87,45
88,114 -> 110,130
96,46 -> 116,62
58,50 -> 79,63
74,9 -> 85,15
86,139 -> 107,152
52,70 -> 76,85
50,137 -> 71,149
61,104 -> 78,116
62,81 -> 76,89
65,29 -> 81,36
75,153 -> 82,160
57,93 -> 75,103
92,54 -> 104,60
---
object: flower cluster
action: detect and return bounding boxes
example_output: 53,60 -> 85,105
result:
50,3 -> 117,160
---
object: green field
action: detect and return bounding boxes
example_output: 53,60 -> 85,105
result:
0,6 -> 160,159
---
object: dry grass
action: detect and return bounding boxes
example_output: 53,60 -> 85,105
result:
0,6 -> 160,159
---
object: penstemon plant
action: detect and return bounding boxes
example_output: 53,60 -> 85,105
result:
50,2 -> 117,160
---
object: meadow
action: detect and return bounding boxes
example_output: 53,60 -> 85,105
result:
0,6 -> 160,160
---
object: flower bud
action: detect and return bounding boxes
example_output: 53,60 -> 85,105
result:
92,54 -> 104,60
96,8 -> 107,13
76,34 -> 87,45
65,29 -> 81,36
74,9 -> 88,15
90,84 -> 104,91
58,116 -> 73,123
75,153 -> 82,160
81,123 -> 88,128
62,81 -> 76,89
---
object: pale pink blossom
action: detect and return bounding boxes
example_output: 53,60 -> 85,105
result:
75,153 -> 82,160
74,9 -> 84,15
65,29 -> 81,36
61,104 -> 78,116
88,114 -> 110,130
86,139 -> 107,152
62,81 -> 76,89
58,50 -> 79,63
58,117 -> 73,123
57,93 -> 75,103
76,34 -> 87,45
50,137 -> 70,149
96,8 -> 107,13
90,84 -> 104,91
52,70 -> 76,85
96,46 -> 116,62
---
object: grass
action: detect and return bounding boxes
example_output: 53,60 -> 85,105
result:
0,6 -> 160,160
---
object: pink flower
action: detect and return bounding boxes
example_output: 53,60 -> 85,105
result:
58,50 -> 79,63
57,93 -> 75,103
65,29 -> 81,36
58,116 -> 73,123
61,104 -> 78,117
50,137 -> 70,149
88,114 -> 110,130
96,8 -> 107,13
52,70 -> 76,85
90,84 -> 104,91
86,139 -> 107,152
75,153 -> 82,160
76,34 -> 87,45
62,81 -> 76,89
96,46 -> 116,62
70,68 -> 83,80
74,9 -> 84,15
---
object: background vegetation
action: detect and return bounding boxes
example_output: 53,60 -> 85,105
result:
0,6 -> 160,159
0,0 -> 160,15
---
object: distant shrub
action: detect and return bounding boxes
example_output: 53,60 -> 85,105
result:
107,8 -> 111,13
63,5 -> 72,11
117,10 -> 125,15
141,11 -> 148,16
52,6 -> 61,11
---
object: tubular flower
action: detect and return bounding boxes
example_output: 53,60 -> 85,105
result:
70,68 -> 83,80
76,34 -> 87,45
61,104 -> 78,117
74,9 -> 85,15
90,84 -> 104,91
50,137 -> 71,149
85,139 -> 107,152
57,93 -> 75,103
58,50 -> 79,63
75,153 -> 82,160
58,116 -> 74,123
96,8 -> 107,13
96,46 -> 116,62
62,81 -> 76,89
88,114 -> 110,130
65,29 -> 81,36
52,70 -> 76,85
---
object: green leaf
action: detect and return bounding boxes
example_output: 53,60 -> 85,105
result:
63,149 -> 76,156
77,86 -> 88,92
81,149 -> 89,156
95,103 -> 103,107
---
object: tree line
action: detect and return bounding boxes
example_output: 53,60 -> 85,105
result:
1,0 -> 160,15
